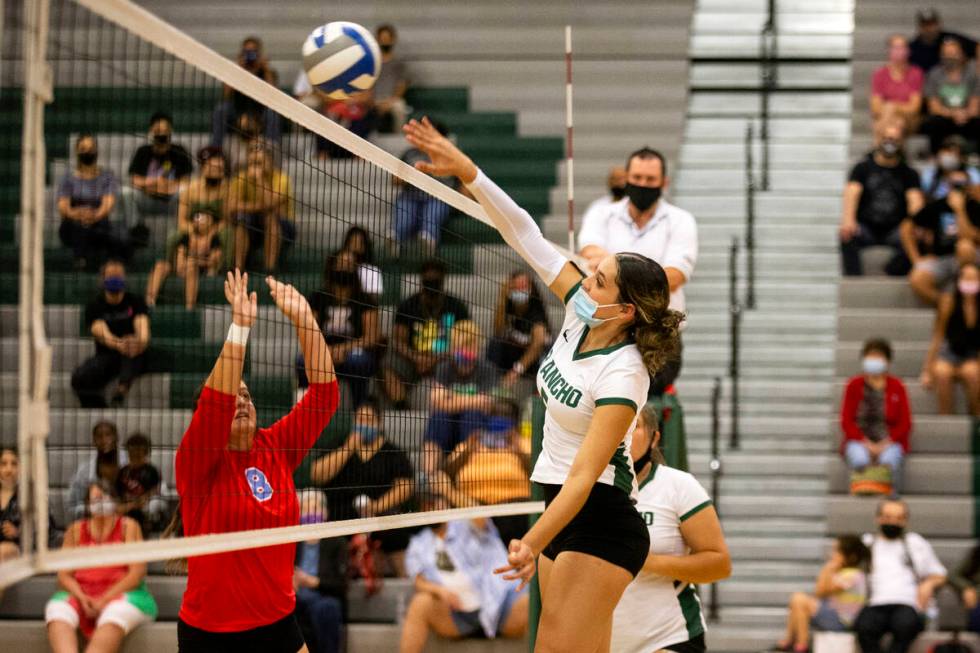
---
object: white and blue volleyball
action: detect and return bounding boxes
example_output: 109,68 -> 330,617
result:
302,22 -> 381,100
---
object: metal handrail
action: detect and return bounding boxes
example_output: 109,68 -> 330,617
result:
728,238 -> 742,450
707,376 -> 723,623
744,122 -> 757,310
758,0 -> 777,191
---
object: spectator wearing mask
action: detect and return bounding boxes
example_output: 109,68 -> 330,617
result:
72,261 -> 150,409
399,515 -> 529,652
211,36 -> 280,147
67,422 -> 130,524
905,170 -> 980,305
229,145 -> 295,272
854,499 -> 947,653
373,24 -> 409,133
921,261 -> 980,415
774,536 -> 870,653
339,226 -> 384,298
908,9 -> 978,74
57,134 -> 124,270
127,111 -> 193,218
920,136 -> 980,201
45,481 -> 157,653
580,165 -> 628,229
293,490 -> 348,653
394,120 -> 456,256
949,543 -> 980,634
921,38 -> 980,154
840,120 -> 925,276
383,259 -> 470,409
298,251 -> 380,409
871,35 -> 924,131
840,338 -> 911,496
487,270 -> 551,388
115,434 -> 165,535
310,399 -> 414,576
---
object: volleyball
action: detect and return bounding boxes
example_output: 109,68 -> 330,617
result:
301,21 -> 381,100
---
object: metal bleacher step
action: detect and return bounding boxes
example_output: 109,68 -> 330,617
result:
827,455 -> 973,495
827,495 -> 976,539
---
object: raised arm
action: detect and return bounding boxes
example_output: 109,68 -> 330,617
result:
205,269 -> 256,394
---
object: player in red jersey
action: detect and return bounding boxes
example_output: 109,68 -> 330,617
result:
174,270 -> 339,653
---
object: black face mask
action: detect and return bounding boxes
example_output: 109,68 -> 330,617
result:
421,277 -> 443,294
380,44 -> 393,54
332,270 -> 357,288
610,185 -> 627,201
153,133 -> 171,146
632,450 -> 651,475
625,183 -> 662,213
204,176 -> 222,188
879,140 -> 901,158
880,524 -> 905,540
78,152 -> 97,166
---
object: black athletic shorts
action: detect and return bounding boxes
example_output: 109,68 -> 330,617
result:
539,482 -> 650,577
665,633 -> 706,653
177,612 -> 305,653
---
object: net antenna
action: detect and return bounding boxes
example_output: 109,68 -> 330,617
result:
564,25 -> 575,254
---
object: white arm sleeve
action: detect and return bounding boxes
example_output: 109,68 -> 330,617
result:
466,168 -> 568,285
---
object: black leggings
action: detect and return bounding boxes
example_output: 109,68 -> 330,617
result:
177,613 -> 305,653
665,633 -> 706,653
854,604 -> 923,653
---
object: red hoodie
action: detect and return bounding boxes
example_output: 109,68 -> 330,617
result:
839,375 -> 912,453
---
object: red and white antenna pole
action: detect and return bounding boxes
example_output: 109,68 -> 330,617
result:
564,25 -> 575,255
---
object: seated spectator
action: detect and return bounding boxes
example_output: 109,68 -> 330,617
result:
909,9 -> 978,74
127,111 -> 193,218
322,92 -> 376,159
229,145 -> 294,271
840,338 -> 911,497
178,209 -> 223,309
775,536 -> 870,652
115,434 -> 165,535
854,499 -> 947,653
72,261 -> 150,409
487,270 -> 551,388
67,422 -> 129,524
146,146 -> 232,307
293,489 -> 348,653
211,36 -> 280,148
581,165 -> 628,229
399,515 -> 529,652
0,446 -> 20,561
372,24 -> 409,133
921,262 -> 980,415
422,320 -> 498,478
383,259 -> 470,409
394,121 -> 455,256
45,481 -> 156,653
905,171 -> 980,305
310,399 -> 414,576
840,120 -> 924,276
339,226 -> 384,297
921,38 -> 980,154
57,134 -> 125,270
920,136 -> 980,202
298,251 -> 380,408
871,35 -> 924,131
950,543 -> 980,634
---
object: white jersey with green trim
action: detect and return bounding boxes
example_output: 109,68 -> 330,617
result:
610,464 -> 713,653
530,281 -> 650,498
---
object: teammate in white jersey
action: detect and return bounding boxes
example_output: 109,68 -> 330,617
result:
611,404 -> 730,653
405,117 -> 684,653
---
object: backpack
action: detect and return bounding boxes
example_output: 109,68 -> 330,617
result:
930,637 -> 973,653
850,464 -> 893,495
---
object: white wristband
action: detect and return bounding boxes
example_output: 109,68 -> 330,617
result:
227,323 -> 251,346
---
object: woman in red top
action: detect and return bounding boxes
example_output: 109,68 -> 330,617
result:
870,35 -> 925,131
175,270 -> 339,653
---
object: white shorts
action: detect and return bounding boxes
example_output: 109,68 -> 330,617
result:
45,596 -> 152,635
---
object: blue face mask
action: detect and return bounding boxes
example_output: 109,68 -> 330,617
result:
354,424 -> 379,444
103,276 -> 126,293
572,287 -> 622,328
509,289 -> 530,305
300,513 -> 324,526
862,357 -> 888,376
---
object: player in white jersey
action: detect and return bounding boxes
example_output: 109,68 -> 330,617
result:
405,117 -> 684,653
611,404 -> 731,653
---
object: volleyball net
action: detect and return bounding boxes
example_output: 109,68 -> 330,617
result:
2,0 -> 570,578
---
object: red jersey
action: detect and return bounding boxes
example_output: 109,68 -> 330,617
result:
176,381 -> 339,632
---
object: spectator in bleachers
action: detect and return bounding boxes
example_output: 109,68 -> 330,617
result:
127,111 -> 193,219
581,165 -> 628,229
950,543 -> 980,634
229,144 -> 295,272
921,38 -> 980,155
298,251 -> 380,409
383,259 -> 470,409
840,120 -> 925,276
72,261 -> 151,409
394,120 -> 455,257
324,92 -> 377,159
0,446 -> 20,561
399,515 -> 529,652
115,434 -> 164,535
921,261 -> 980,415
45,480 -> 157,653
373,24 -> 409,134
487,269 -> 551,388
854,499 -> 947,653
173,208 -> 223,310
146,146 -> 232,307
224,111 -> 275,173
293,489 -> 348,653
871,35 -> 924,131
909,9 -> 978,74
840,338 -> 911,497
310,398 -> 414,576
67,422 -> 129,524
904,170 -> 980,305
210,36 -> 280,148
920,136 -> 980,202
58,134 -> 125,271
339,226 -> 384,298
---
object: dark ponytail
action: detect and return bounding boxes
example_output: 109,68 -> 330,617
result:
615,253 -> 684,376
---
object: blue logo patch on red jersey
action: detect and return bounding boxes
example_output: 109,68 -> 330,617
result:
245,466 -> 274,502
